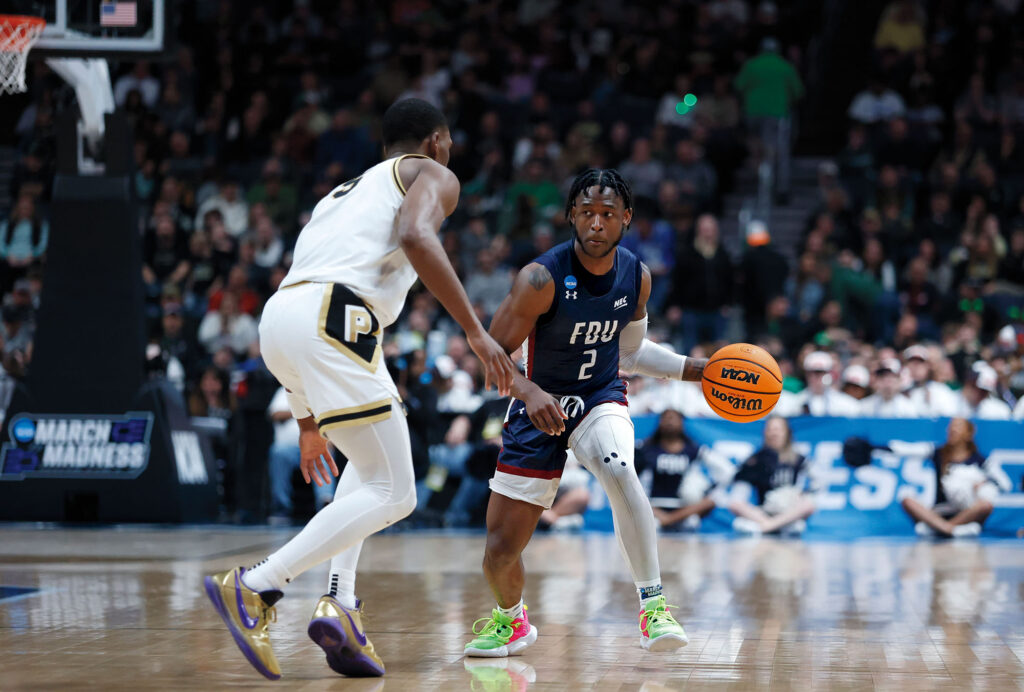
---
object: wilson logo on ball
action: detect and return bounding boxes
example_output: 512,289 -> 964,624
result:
720,367 -> 760,385
709,387 -> 764,411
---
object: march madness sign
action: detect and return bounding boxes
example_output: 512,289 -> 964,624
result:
0,413 -> 154,481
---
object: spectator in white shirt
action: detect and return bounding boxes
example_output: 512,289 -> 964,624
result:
953,365 -> 1013,420
840,364 -> 872,401
848,78 -> 907,124
784,351 -> 862,417
252,217 -> 284,269
661,379 -> 717,418
197,292 -> 259,356
434,356 -> 483,414
267,387 -> 334,524
114,61 -> 161,108
860,358 -> 920,417
903,345 -> 958,417
194,181 -> 249,237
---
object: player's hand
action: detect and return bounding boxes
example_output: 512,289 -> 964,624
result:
522,386 -> 568,436
467,329 -> 515,396
299,429 -> 339,487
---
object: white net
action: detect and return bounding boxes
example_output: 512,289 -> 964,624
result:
0,15 -> 45,95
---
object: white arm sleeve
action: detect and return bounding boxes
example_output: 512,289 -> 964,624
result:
618,316 -> 687,380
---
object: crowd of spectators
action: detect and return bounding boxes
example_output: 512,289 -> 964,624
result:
1,0 -> 1022,523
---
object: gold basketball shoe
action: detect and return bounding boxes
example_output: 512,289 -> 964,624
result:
203,567 -> 282,680
307,595 -> 385,676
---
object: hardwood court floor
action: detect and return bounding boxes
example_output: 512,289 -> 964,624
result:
1,526 -> 1022,691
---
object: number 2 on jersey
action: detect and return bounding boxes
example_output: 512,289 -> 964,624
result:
578,348 -> 597,380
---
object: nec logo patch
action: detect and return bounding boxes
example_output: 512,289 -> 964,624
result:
720,367 -> 760,385
613,296 -> 628,310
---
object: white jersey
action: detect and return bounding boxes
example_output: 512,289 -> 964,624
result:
281,154 -> 426,327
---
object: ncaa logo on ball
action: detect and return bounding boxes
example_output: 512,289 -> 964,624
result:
564,275 -> 578,290
11,418 -> 35,444
720,367 -> 760,384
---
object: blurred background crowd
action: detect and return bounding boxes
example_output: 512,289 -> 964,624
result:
1,0 -> 1023,523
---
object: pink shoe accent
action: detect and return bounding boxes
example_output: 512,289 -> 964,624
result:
639,609 -> 651,638
508,609 -> 531,645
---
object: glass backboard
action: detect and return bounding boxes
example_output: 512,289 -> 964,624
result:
8,0 -> 167,56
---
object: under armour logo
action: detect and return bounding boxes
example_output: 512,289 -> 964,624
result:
559,395 -> 585,418
566,290 -> 577,299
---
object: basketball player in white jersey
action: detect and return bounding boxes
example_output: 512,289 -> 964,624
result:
203,98 -> 515,680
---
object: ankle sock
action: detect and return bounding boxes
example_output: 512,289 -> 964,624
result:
637,579 -> 663,607
497,599 -> 524,620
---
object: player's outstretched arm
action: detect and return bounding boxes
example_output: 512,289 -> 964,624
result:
396,158 -> 514,395
620,264 -> 707,381
489,263 -> 568,435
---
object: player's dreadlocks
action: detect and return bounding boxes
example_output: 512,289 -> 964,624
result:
564,168 -> 634,223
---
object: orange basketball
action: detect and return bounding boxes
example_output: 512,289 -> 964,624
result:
701,343 -> 783,422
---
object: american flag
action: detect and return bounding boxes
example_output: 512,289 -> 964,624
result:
99,1 -> 137,27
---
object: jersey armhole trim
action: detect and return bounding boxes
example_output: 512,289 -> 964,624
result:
535,256 -> 559,327
391,154 -> 431,196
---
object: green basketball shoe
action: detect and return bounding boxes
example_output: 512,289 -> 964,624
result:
639,596 -> 688,651
464,607 -> 537,657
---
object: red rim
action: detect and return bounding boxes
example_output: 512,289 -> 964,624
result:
0,15 -> 47,52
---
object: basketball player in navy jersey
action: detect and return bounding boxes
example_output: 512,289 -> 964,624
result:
464,169 -> 708,657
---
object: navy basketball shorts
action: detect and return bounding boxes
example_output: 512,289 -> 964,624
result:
491,383 -> 629,509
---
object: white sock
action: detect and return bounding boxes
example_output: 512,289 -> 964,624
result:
243,557 -> 293,593
328,567 -> 357,609
636,579 -> 663,607
497,599 -> 524,620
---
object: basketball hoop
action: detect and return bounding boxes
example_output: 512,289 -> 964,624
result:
0,15 -> 45,95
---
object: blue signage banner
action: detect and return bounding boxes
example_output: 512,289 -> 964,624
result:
0,412 -> 155,481
583,416 -> 1024,537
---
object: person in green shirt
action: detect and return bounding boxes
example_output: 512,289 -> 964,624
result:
247,161 -> 299,239
735,38 -> 804,203
499,158 -> 562,239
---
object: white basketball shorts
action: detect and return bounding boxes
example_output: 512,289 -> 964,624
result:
259,282 -> 401,436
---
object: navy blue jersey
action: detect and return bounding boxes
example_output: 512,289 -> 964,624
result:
636,440 -> 702,501
733,448 -> 808,505
526,241 -> 642,396
933,451 -> 986,506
